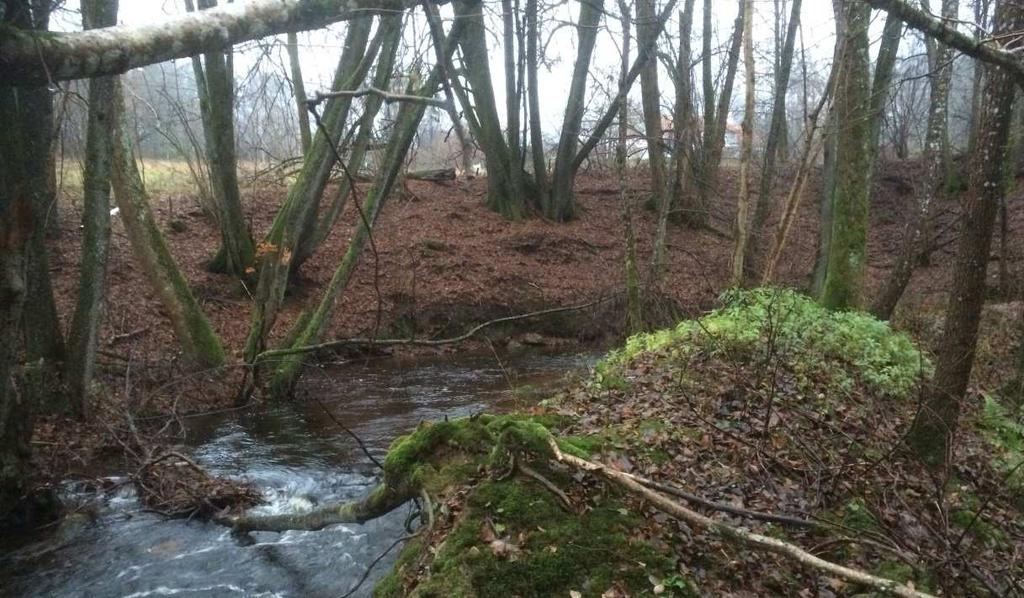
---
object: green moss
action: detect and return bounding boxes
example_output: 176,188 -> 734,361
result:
378,476 -> 683,597
596,288 -> 930,399
873,560 -> 937,594
839,498 -> 879,532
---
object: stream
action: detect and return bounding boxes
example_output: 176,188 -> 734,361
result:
0,351 -> 596,598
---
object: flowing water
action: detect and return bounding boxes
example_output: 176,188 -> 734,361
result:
0,351 -> 596,598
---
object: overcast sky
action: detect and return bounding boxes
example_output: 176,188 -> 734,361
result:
52,1 -> 946,131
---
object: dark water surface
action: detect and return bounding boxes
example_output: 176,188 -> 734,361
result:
0,351 -> 596,598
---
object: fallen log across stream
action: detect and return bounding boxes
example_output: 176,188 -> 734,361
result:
216,415 -> 933,598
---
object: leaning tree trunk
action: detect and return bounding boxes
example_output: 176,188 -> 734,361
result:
287,31 -> 313,154
304,15 -> 403,258
545,0 -> 604,222
820,1 -> 871,311
745,0 -> 801,282
871,0 -> 958,320
109,79 -> 226,368
186,0 -> 254,278
66,0 -> 118,417
907,0 -> 1022,469
695,2 -> 744,215
267,18 -> 467,398
637,0 -> 667,213
730,0 -> 755,287
243,17 -> 374,362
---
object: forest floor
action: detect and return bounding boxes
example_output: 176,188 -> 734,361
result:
29,159 -> 1024,586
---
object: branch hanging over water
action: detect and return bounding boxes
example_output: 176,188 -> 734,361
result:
255,295 -> 615,362
224,483 -> 411,533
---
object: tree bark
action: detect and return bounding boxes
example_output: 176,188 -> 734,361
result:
637,0 -> 668,213
821,1 -> 871,311
526,0 -> 546,199
870,0 -> 957,320
187,0 -> 255,279
304,15 -> 404,259
267,16 -> 467,398
243,17 -> 375,362
287,31 -> 313,154
730,0 -> 755,287
544,0 -> 605,222
0,0 -> 446,83
695,2 -> 744,215
660,0 -> 697,276
110,79 -> 226,368
906,0 -> 1023,469
66,0 -> 118,417
745,0 -> 801,281
617,0 -> 643,332
451,0 -> 525,220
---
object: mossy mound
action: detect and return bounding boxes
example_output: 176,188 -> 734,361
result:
597,287 -> 930,399
373,414 -> 688,597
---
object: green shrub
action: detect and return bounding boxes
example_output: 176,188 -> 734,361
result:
597,288 -> 930,399
980,395 -> 1024,494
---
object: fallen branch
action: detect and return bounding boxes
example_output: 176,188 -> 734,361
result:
255,295 -> 615,362
631,475 -> 818,529
547,438 -> 936,598
223,483 -> 411,532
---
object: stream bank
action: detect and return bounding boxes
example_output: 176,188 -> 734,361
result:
0,351 -> 595,597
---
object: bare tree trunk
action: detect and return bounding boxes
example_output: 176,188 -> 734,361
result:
617,0 -> 643,332
871,0 -> 958,320
243,17 -> 374,361
695,2 -> 744,216
526,0 -> 546,198
110,79 -> 226,368
637,0 -> 667,211
730,0 -> 754,287
745,0 -> 801,281
66,0 -> 118,417
812,0 -> 845,298
821,1 -> 871,310
690,0 -> 715,230
762,66 -> 836,283
186,0 -> 255,278
502,0 -> 526,209
966,0 -> 991,155
451,0 -> 525,220
545,0 -> 604,222
267,18 -> 467,398
907,0 -> 1022,469
287,31 -> 312,154
660,0 -> 697,277
560,0 -> 679,214
305,15 -> 403,257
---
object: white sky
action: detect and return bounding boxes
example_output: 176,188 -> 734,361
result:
52,1 -> 949,132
